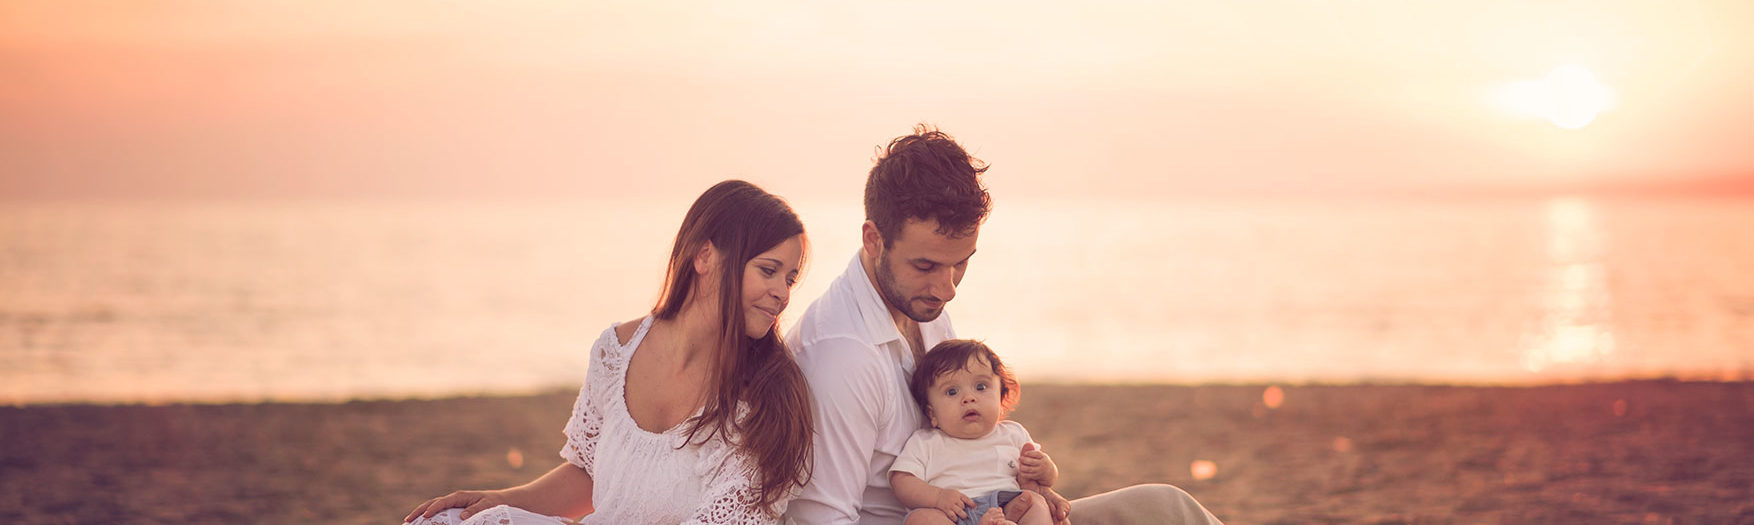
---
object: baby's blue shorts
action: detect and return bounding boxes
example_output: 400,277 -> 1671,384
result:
954,490 -> 1023,525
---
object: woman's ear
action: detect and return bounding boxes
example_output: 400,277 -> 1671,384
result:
692,241 -> 719,276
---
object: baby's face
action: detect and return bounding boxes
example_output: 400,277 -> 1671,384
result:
925,356 -> 1004,439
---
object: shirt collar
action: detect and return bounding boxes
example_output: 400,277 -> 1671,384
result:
839,251 -> 956,373
841,251 -> 906,349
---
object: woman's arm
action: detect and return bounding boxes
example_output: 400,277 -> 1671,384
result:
501,462 -> 596,517
404,463 -> 595,523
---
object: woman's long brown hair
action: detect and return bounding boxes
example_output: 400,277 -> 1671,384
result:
652,180 -> 813,516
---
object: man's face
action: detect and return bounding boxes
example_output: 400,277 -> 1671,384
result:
872,219 -> 978,323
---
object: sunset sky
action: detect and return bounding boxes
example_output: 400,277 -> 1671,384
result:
4,1 -> 1752,201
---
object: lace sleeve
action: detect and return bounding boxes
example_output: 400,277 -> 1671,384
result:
560,333 -> 619,476
558,382 -> 602,476
682,435 -> 794,525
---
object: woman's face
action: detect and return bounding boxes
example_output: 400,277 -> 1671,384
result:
740,234 -> 804,339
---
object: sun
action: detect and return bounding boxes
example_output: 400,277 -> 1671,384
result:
1497,65 -> 1614,130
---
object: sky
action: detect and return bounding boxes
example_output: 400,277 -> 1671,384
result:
3,0 -> 1753,201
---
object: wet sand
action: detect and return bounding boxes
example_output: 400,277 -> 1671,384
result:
3,381 -> 1751,524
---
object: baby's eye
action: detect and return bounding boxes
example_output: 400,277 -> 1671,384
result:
945,387 -> 958,397
975,383 -> 988,391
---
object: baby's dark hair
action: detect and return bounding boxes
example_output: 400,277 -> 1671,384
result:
908,339 -> 1021,416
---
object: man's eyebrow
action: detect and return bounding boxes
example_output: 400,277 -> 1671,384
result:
911,250 -> 978,267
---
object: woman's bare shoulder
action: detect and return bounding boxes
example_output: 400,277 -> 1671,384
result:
613,316 -> 649,346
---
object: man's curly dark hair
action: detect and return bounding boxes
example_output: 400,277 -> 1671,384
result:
864,124 -> 992,245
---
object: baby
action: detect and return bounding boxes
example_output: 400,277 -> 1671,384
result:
889,339 -> 1067,525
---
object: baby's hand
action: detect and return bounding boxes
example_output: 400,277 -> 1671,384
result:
1018,442 -> 1058,487
934,487 -> 974,521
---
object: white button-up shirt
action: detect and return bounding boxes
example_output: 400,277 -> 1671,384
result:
784,253 -> 957,525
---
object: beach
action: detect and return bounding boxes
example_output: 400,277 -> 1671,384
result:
3,381 -> 1751,524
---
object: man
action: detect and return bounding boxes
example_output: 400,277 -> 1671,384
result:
784,125 -> 1223,524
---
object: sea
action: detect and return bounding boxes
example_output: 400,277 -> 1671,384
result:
3,196 -> 1752,404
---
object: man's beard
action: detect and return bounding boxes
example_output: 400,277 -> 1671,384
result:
875,252 -> 942,323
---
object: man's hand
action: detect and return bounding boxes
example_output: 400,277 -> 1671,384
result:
1018,442 -> 1059,487
934,487 -> 975,521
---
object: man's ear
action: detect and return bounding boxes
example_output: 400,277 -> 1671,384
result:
860,220 -> 884,260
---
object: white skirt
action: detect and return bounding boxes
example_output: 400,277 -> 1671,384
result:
405,505 -> 574,525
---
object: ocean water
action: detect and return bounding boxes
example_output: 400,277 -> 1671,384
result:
3,197 -> 1752,404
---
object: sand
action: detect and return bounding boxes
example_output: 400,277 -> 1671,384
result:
3,381 -> 1751,524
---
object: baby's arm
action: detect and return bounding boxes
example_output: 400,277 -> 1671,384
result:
890,471 -> 975,522
1017,443 -> 1069,524
1017,442 -> 1059,488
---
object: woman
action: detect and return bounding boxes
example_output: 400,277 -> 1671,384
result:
404,180 -> 814,525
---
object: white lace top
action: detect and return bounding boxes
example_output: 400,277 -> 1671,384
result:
559,316 -> 789,525
405,317 -> 789,525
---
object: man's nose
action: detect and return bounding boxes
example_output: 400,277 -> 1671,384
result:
930,267 -> 957,302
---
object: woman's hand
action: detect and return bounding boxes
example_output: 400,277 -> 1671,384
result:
404,489 -> 514,523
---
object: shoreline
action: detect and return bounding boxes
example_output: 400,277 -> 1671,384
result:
12,376 -> 1752,409
3,381 -> 1750,523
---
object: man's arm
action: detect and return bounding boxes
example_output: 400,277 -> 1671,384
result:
788,338 -> 891,525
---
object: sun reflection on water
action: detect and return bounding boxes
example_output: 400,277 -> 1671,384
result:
1262,385 -> 1285,409
1190,460 -> 1218,481
1521,197 -> 1616,373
